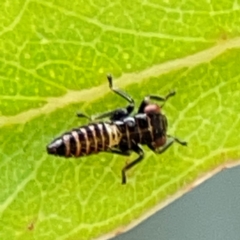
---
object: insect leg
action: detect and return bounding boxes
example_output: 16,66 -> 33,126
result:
107,74 -> 135,117
154,136 -> 187,154
76,112 -> 91,120
121,143 -> 144,184
77,109 -> 127,122
76,75 -> 135,121
149,90 -> 176,103
106,148 -> 131,156
138,90 -> 176,113
167,135 -> 187,146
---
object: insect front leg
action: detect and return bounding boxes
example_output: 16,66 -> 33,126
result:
121,143 -> 144,184
138,90 -> 176,113
154,135 -> 187,154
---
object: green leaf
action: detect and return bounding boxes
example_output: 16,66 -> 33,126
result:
1,1 -> 240,240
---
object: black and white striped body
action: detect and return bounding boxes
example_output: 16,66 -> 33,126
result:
47,122 -> 122,157
47,113 -> 167,157
47,75 -> 187,184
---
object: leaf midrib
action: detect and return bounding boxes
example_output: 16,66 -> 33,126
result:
1,36 -> 240,128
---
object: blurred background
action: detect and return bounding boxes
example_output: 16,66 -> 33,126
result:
114,165 -> 240,240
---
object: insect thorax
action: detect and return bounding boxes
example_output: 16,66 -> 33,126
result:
113,113 -> 167,151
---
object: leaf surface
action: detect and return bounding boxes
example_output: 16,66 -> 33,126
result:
1,1 -> 240,239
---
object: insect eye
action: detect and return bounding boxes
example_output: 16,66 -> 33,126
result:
144,104 -> 160,114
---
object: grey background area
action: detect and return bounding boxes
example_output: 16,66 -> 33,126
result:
113,165 -> 240,240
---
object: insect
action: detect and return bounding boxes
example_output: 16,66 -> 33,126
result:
47,75 -> 187,184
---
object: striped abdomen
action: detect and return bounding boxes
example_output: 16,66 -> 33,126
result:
47,123 -> 122,157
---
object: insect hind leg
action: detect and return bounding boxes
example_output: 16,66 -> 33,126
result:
107,74 -> 135,120
76,75 -> 135,122
138,90 -> 176,113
